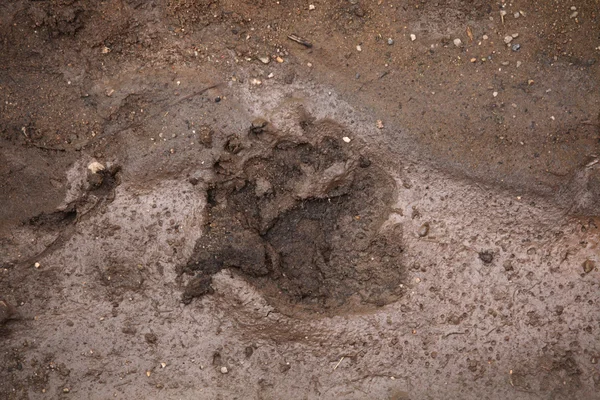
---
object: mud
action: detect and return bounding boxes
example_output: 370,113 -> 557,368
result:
1,0 -> 600,399
183,119 -> 403,310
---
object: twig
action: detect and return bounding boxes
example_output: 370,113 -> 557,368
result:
443,331 -> 467,338
287,34 -> 313,48
333,356 -> 344,370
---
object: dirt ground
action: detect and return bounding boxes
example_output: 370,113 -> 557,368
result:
1,0 -> 600,398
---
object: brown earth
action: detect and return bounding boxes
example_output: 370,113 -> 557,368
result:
1,0 -> 600,399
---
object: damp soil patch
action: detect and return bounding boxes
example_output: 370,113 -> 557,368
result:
181,120 -> 405,312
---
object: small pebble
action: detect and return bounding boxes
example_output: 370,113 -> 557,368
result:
511,33 -> 519,38
511,44 -> 521,52
493,91 -> 498,97
276,56 -> 284,63
34,262 -> 40,268
410,34 -> 416,41
513,11 -> 520,18
87,161 -> 105,174
376,120 -> 384,129
220,366 -> 229,374
516,61 -> 522,67
342,137 -> 351,143
309,4 -> 315,10
500,61 -> 510,66
571,6 -> 577,10
453,38 -> 462,47
418,223 -> 430,237
570,11 -> 578,19
504,36 -> 513,44
214,96 -> 221,103
479,251 -> 494,264
356,45 -> 362,52
388,38 -> 394,45
258,56 -> 270,64
583,259 -> 595,274
482,35 -> 489,40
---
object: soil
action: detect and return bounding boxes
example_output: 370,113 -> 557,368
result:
1,0 -> 599,399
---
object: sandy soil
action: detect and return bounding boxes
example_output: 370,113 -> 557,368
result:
1,0 -> 599,399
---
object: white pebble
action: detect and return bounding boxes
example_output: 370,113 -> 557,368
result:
342,137 -> 351,143
410,34 -> 416,41
220,366 -> 228,374
453,38 -> 462,47
87,161 -> 105,174
356,45 -> 362,52
493,91 -> 498,97
309,4 -> 315,10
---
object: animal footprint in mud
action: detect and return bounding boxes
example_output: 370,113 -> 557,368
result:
181,119 -> 406,312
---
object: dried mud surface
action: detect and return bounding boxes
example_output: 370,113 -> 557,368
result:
1,1 -> 600,399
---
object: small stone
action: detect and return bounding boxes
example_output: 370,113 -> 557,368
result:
220,366 -> 228,374
418,223 -> 430,237
308,4 -> 315,10
513,12 -> 520,18
267,73 -> 274,79
387,38 -> 394,45
410,34 -> 416,41
276,56 -> 284,63
87,161 -> 105,174
160,362 -> 166,368
504,35 -> 513,44
482,35 -> 489,40
258,56 -> 270,64
376,120 -> 384,129
516,61 -> 522,68
356,45 -> 362,52
571,6 -> 577,11
101,46 -> 111,54
479,251 -> 493,264
34,262 -> 40,268
453,38 -> 462,47
511,33 -> 519,38
63,388 -> 70,393
145,332 -> 158,344
250,78 -> 262,85
493,91 -> 498,97
470,58 -> 476,63
511,43 -> 521,52
342,136 -> 351,143
583,259 -> 595,274
214,96 -> 221,103
501,61 -> 510,66
570,11 -> 578,19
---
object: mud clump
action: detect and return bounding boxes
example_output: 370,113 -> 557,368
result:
182,119 -> 405,311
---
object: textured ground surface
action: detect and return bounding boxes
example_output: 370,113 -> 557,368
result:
1,1 -> 600,399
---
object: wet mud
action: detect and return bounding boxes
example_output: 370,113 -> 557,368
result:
1,0 -> 600,399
